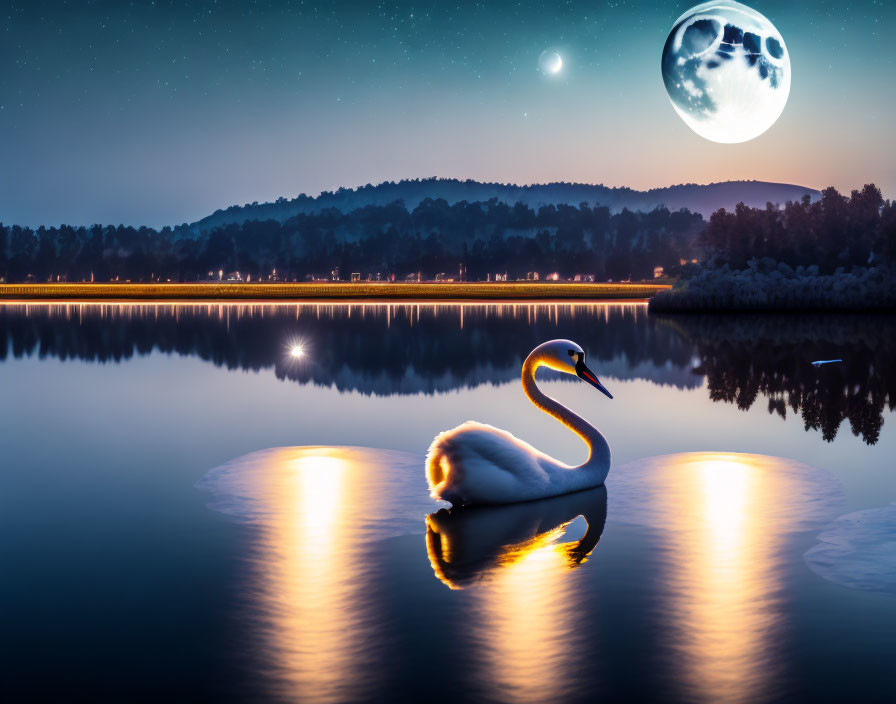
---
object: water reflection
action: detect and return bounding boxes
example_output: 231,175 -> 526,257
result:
805,502 -> 896,594
197,446 -> 432,703
427,488 -> 606,703
2,303 -> 892,443
426,486 -> 607,589
0,301 -> 697,392
664,314 -> 896,444
610,453 -> 844,703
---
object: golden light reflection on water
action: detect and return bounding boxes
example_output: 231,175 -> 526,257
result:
612,452 -> 842,704
473,537 -> 587,704
670,456 -> 778,703
251,450 -> 371,703
199,447 -> 842,704
198,446 -> 425,704
1,299 -> 647,329
426,488 -> 607,703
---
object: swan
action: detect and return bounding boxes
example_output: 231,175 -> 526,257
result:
426,339 -> 613,506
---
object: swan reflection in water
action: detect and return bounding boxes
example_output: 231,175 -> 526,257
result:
427,452 -> 844,704
426,487 -> 607,703
197,446 -> 430,704
196,443 -> 846,703
426,485 -> 607,589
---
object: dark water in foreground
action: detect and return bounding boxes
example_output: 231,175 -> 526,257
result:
1,302 -> 895,702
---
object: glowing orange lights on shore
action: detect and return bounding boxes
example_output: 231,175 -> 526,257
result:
0,281 -> 670,301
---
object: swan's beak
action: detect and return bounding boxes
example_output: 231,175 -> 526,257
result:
577,362 -> 613,399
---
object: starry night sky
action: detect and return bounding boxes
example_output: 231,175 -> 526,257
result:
1,0 -> 893,227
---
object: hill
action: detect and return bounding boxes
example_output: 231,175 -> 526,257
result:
191,178 -> 820,233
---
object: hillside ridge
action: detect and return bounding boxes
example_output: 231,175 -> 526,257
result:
191,177 -> 820,232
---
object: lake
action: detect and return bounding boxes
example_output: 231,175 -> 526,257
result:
1,301 -> 895,702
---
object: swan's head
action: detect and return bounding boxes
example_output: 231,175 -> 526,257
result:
530,339 -> 613,399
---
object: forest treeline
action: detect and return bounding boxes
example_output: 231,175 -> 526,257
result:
1,185 -> 893,284
0,199 -> 703,282
699,184 -> 896,271
650,184 -> 896,311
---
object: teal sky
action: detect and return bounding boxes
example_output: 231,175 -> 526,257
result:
0,0 -> 893,227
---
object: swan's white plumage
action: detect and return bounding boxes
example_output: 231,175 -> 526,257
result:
426,340 -> 612,506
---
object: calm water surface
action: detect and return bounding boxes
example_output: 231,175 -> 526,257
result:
1,302 -> 895,702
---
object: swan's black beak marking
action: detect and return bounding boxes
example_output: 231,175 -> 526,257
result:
576,358 -> 613,399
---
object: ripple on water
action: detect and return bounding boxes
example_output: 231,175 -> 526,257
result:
195,446 -> 434,704
805,503 -> 896,594
196,445 -> 435,538
194,448 -> 851,704
606,452 -> 845,704
607,452 -> 844,531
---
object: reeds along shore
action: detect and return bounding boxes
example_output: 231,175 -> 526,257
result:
649,266 -> 896,312
0,282 -> 671,301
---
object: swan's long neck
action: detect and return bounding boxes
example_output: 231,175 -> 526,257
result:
521,355 -> 610,470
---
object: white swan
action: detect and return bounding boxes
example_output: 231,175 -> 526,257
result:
426,339 -> 613,506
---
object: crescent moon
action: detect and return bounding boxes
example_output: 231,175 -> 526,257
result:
539,50 -> 563,76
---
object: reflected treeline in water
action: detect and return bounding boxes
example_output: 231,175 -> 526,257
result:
665,314 -> 896,444
0,302 -> 698,394
5,303 -> 892,443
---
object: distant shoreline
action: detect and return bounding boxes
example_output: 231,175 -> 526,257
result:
0,282 -> 670,301
648,267 -> 896,312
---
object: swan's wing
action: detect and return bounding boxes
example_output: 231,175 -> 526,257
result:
426,422 -> 552,504
430,421 -> 550,478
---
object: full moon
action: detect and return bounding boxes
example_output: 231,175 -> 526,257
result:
661,0 -> 790,143
539,51 -> 563,76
